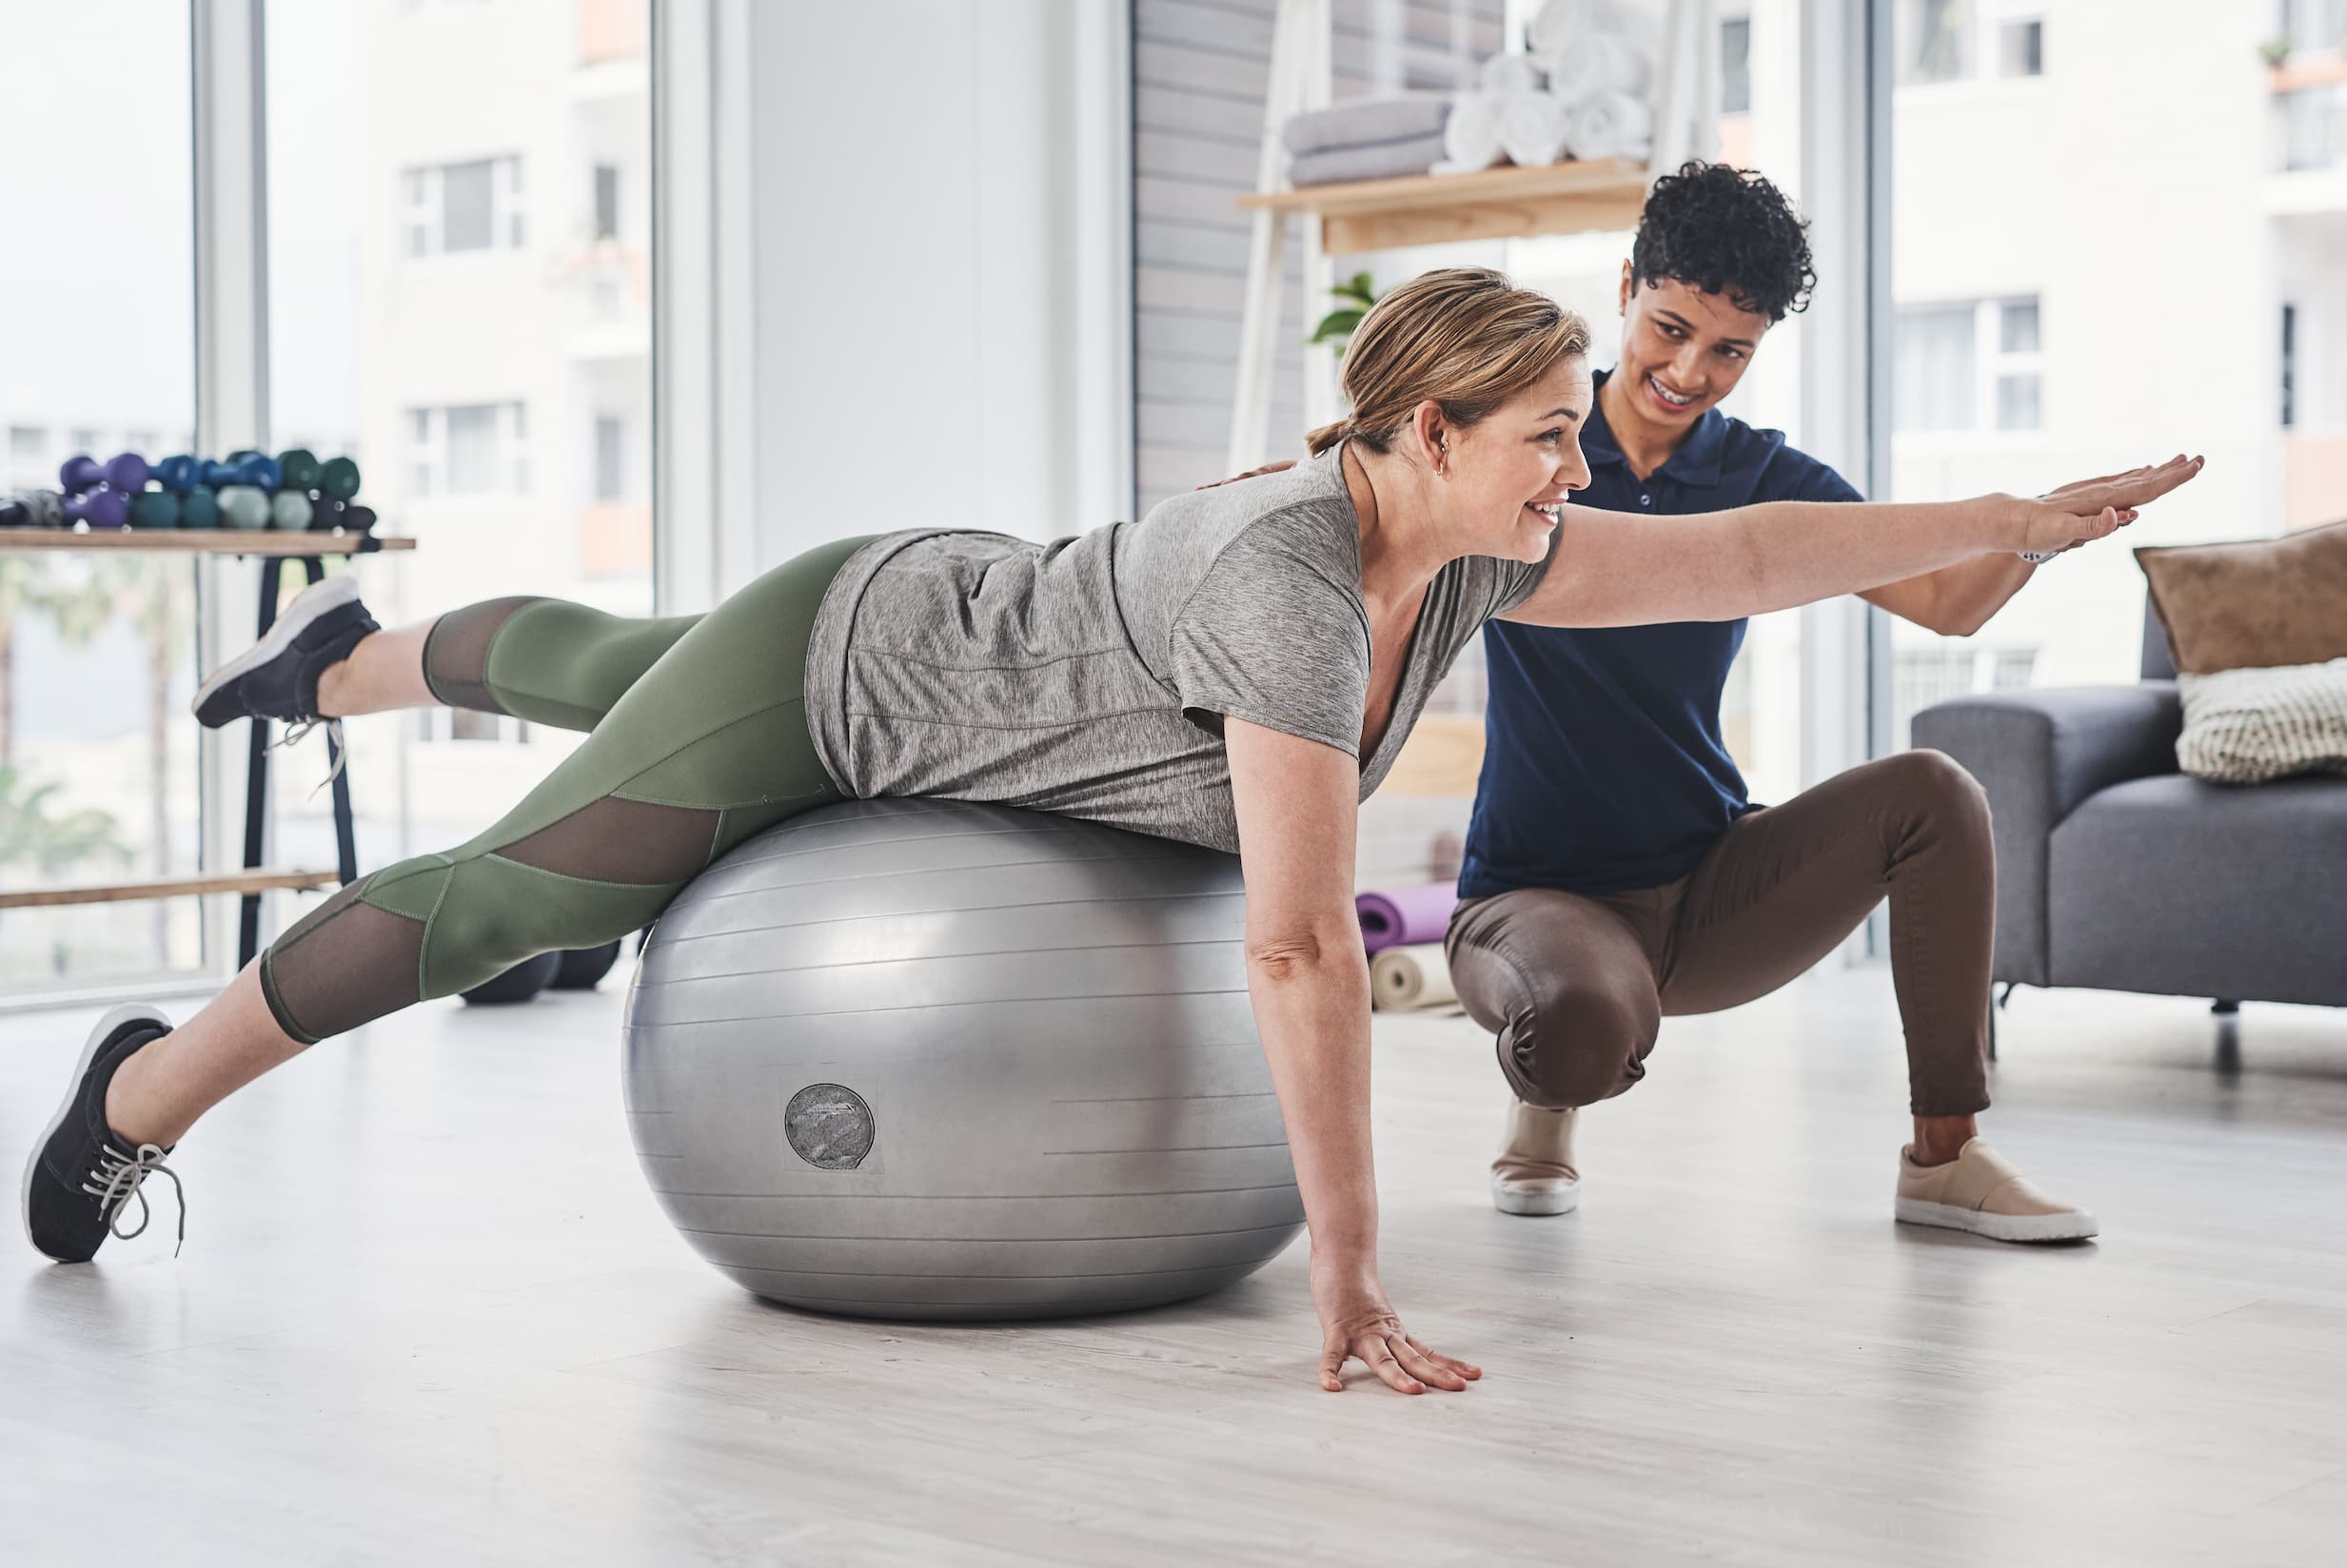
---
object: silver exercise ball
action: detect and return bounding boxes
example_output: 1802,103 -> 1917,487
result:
621,798 -> 1305,1322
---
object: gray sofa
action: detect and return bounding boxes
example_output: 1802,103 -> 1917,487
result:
1912,599 -> 2347,1015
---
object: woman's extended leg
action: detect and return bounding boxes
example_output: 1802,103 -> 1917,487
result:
312,593 -> 706,731
27,537 -> 875,1263
404,597 -> 705,731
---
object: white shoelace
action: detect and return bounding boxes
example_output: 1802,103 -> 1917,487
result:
273,715 -> 351,800
83,1141 -> 187,1256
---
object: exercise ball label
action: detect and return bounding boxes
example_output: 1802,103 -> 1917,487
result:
785,1083 -> 876,1170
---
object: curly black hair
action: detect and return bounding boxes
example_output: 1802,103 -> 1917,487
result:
1628,161 -> 1817,323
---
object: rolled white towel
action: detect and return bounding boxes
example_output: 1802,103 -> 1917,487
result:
1479,50 -> 1544,97
1564,88 -> 1654,162
1499,89 -> 1570,168
1436,89 -> 1507,174
1529,0 -> 1663,56
1541,31 -> 1653,105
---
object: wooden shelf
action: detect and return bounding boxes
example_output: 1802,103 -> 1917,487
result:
1236,159 -> 1649,256
0,528 -> 413,556
1,869 -> 343,911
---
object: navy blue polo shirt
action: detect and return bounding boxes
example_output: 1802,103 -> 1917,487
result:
1458,367 -> 1862,898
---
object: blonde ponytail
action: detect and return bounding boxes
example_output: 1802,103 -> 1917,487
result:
1304,418 -> 1353,456
1306,268 -> 1590,457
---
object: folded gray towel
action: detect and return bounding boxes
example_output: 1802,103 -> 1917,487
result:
1289,131 -> 1450,186
1281,94 -> 1453,156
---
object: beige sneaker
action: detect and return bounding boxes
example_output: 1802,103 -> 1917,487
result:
1491,1099 -> 1580,1217
1895,1138 -> 2098,1244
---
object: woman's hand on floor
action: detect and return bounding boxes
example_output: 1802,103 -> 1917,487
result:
1312,1250 -> 1482,1394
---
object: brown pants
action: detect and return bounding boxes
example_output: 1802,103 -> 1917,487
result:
1444,749 -> 1995,1118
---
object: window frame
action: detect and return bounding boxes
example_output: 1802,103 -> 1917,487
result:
1721,14 -> 1753,115
405,401 -> 531,498
1891,292 -> 2044,436
399,153 -> 528,260
1897,0 -> 2044,88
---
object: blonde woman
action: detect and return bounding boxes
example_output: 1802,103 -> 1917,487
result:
27,268 -> 2198,1396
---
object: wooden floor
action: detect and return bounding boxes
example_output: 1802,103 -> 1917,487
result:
5,970 -> 2346,1566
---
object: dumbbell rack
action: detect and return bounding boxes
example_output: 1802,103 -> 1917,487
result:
0,526 -> 416,969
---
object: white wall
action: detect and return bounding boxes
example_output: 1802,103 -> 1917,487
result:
739,0 -> 1130,579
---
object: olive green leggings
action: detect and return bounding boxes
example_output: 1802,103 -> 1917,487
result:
258,537 -> 876,1044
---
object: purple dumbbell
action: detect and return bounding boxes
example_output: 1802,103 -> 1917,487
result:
59,453 -> 149,495
64,486 -> 129,529
107,452 -> 151,491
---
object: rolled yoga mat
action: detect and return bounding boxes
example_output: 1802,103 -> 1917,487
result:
1354,882 -> 1458,953
1370,943 -> 1458,1012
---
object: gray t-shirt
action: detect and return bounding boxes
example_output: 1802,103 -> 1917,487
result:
799,441 -> 1554,853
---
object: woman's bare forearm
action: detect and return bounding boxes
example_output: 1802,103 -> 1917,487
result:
1244,937 -> 1381,1257
1509,494 -> 2027,629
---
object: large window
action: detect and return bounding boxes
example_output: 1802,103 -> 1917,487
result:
1888,4 -> 2294,751
266,0 -> 654,894
0,3 -> 199,992
0,0 -> 660,998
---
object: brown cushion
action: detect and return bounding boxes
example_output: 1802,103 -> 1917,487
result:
2135,519 -> 2347,674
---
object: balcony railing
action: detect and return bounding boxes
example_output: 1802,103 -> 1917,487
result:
2279,81 -> 2347,170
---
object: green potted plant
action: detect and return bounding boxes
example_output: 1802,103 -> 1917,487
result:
1309,271 -> 1381,356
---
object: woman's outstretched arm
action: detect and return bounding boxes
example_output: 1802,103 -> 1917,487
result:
1225,717 -> 1482,1396
1503,454 -> 2203,630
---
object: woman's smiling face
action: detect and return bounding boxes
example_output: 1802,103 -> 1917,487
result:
1435,354 -> 1595,565
1612,267 -> 1772,431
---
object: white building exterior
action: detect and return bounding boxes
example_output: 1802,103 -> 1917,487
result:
282,0 -> 654,867
1886,0 -> 2280,728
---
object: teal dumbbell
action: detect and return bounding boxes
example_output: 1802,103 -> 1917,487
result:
218,485 -> 270,530
319,457 -> 361,502
268,490 -> 311,530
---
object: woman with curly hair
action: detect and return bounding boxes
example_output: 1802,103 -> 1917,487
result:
1452,163 -> 2113,1243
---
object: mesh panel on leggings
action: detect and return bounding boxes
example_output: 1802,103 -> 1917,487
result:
423,597 -> 545,714
496,795 -> 720,885
263,882 -> 427,1044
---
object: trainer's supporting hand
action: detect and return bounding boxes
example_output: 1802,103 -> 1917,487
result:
2009,453 -> 2203,558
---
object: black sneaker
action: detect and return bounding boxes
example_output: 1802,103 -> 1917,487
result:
21,1005 -> 187,1264
191,574 -> 380,730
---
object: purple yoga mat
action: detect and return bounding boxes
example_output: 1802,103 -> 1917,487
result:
1354,882 -> 1458,954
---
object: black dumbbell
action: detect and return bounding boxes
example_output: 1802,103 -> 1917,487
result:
4,488 -> 67,527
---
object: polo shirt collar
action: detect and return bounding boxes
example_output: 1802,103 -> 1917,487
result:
1586,366 -> 1728,488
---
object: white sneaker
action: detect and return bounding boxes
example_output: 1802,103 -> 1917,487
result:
1490,1099 -> 1580,1216
1895,1138 -> 2099,1244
